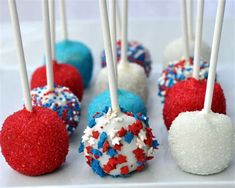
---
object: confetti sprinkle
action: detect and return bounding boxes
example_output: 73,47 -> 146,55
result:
158,58 -> 209,103
79,107 -> 159,177
31,85 -> 81,134
101,40 -> 152,77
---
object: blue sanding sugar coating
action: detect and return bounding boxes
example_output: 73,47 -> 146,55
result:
87,89 -> 147,122
55,39 -> 93,88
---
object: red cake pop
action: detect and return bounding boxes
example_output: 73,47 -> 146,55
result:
1,106 -> 69,176
2,0 -> 69,176
163,78 -> 226,129
31,61 -> 83,100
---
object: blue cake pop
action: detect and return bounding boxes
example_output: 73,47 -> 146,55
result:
87,89 -> 147,122
55,39 -> 93,88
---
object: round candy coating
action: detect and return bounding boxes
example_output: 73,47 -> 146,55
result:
158,58 -> 209,103
56,39 -> 93,88
95,63 -> 148,103
101,40 -> 152,77
0,106 -> 69,176
163,37 -> 211,68
31,85 -> 81,134
79,107 -> 159,177
31,61 -> 83,100
87,89 -> 147,122
163,78 -> 226,129
168,111 -> 234,175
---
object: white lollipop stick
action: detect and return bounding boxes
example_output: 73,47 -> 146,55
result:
60,0 -> 68,40
187,0 -> 194,40
109,0 -> 117,79
49,0 -> 56,59
42,0 -> 54,91
99,0 -> 120,113
8,0 -> 32,112
120,0 -> 128,64
116,0 -> 122,40
180,0 -> 190,63
193,0 -> 204,79
203,0 -> 226,113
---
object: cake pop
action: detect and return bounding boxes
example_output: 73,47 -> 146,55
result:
1,0 -> 69,176
169,0 -> 234,176
55,0 -> 93,88
101,40 -> 152,77
31,61 -> 83,100
80,1 -> 159,177
87,89 -> 147,122
158,58 -> 209,102
162,0 -> 211,67
163,78 -> 226,129
163,38 -> 210,68
1,106 -> 69,176
80,107 -> 158,177
163,0 -> 225,129
31,0 -> 81,135
95,0 -> 148,102
31,85 -> 81,134
100,1 -> 151,77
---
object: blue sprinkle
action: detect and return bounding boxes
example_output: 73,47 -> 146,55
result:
107,147 -> 118,157
91,149 -> 103,157
152,140 -> 159,148
88,118 -> 96,128
91,159 -> 106,177
102,106 -> 109,113
124,132 -> 134,144
137,161 -> 144,166
79,142 -> 84,153
98,132 -> 108,149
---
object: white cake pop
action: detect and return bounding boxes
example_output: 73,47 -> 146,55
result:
95,63 -> 148,102
80,107 -> 158,177
94,0 -> 147,102
169,111 -> 234,175
163,37 -> 210,67
168,0 -> 234,175
162,0 -> 211,68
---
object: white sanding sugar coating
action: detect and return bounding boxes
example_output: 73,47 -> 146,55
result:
79,108 -> 159,177
163,37 -> 211,68
168,111 -> 235,175
94,63 -> 148,103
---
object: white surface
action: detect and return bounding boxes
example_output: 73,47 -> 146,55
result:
0,20 -> 235,187
0,63 -> 235,187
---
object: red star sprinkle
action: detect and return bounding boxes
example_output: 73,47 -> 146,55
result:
113,143 -> 123,151
92,131 -> 100,139
117,127 -> 127,137
117,155 -> 127,164
136,165 -> 144,171
120,166 -> 129,175
102,140 -> 110,152
133,148 -> 146,162
85,156 -> 92,166
128,120 -> 143,135
86,146 -> 92,154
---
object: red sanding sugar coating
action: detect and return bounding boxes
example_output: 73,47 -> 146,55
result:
0,106 -> 69,176
31,60 -> 83,100
163,78 -> 226,130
